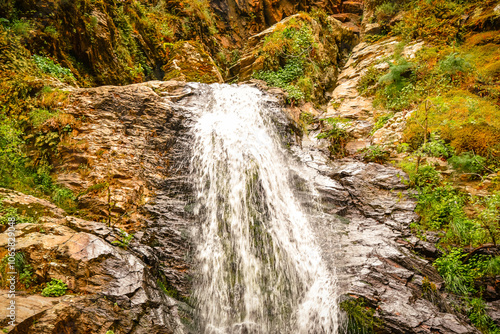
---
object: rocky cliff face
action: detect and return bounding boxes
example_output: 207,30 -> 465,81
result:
0,80 -> 483,334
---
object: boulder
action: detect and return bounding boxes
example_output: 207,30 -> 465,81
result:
163,41 -> 223,84
0,189 -> 183,334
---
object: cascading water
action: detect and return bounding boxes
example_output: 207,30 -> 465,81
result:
188,84 -> 339,334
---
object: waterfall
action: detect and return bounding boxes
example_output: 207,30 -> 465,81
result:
188,84 -> 339,334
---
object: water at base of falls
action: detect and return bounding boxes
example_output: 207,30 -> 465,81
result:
188,84 -> 339,334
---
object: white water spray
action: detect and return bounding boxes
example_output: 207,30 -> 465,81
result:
189,84 -> 339,334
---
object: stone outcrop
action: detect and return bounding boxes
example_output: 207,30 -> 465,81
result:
229,12 -> 359,103
322,37 -> 424,153
210,0 -> 344,43
162,41 -> 223,84
294,135 -> 479,334
0,188 -> 183,334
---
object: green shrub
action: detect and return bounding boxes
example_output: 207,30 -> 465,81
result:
419,135 -> 452,158
416,184 -> 465,230
41,278 -> 67,297
434,249 -> 476,295
401,162 -> 441,188
478,192 -> 500,246
466,297 -> 499,333
375,2 -> 398,19
112,229 -> 134,249
317,118 -> 350,157
33,55 -> 74,83
29,108 -> 58,128
340,298 -> 383,333
361,145 -> 390,164
439,52 -> 472,79
449,152 -> 487,175
52,187 -> 76,208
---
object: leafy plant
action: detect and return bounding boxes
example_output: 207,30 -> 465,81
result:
0,201 -> 35,225
419,134 -> 452,158
401,162 -> 441,188
439,52 -> 472,79
370,113 -> 393,135
449,152 -> 487,175
112,229 -> 134,249
434,249 -> 476,296
41,278 -> 67,297
32,55 -> 74,83
340,298 -> 383,333
466,297 -> 499,333
317,118 -> 350,157
478,192 -> 500,246
361,145 -> 390,164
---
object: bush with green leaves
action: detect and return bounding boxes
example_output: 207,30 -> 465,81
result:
449,152 -> 487,175
400,162 -> 441,188
466,297 -> 499,334
361,145 -> 390,164
434,249 -> 477,295
112,229 -> 134,249
370,113 -> 393,135
419,135 -> 452,158
316,118 -> 350,157
439,52 -> 472,79
41,278 -> 68,297
416,184 -> 465,230
0,202 -> 35,225
33,55 -> 75,83
477,192 -> 500,246
375,2 -> 398,19
0,252 -> 34,288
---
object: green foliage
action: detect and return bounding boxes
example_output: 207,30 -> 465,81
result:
379,58 -> 414,87
417,184 -> 465,230
340,298 -> 383,333
400,162 -> 441,188
52,187 -> 76,208
33,55 -> 74,83
449,152 -> 487,175
10,20 -> 31,38
375,2 -> 398,18
418,134 -> 452,158
358,66 -> 383,95
392,0 -> 466,45
466,297 -> 499,334
112,229 -> 134,249
477,192 -> 500,246
434,249 -> 476,295
41,278 -> 67,297
0,252 -> 35,288
0,201 -> 36,225
316,118 -> 350,157
370,113 -> 393,135
253,59 -> 306,102
29,108 -> 58,128
361,145 -> 390,164
253,21 -> 316,103
439,52 -> 472,79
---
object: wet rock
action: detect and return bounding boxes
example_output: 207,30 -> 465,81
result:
292,134 -> 477,333
0,189 -> 183,333
487,300 -> 500,326
413,239 -> 444,260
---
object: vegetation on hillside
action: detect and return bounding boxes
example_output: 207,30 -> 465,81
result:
355,1 -> 500,332
252,11 -> 357,104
